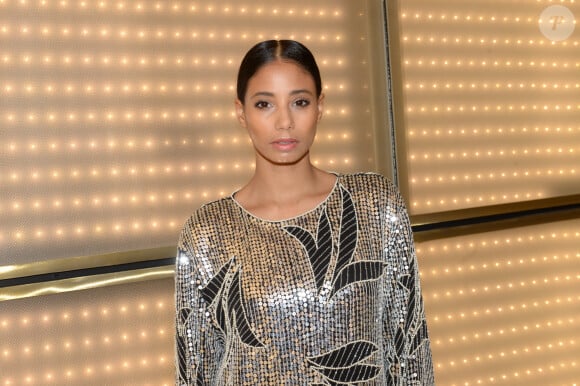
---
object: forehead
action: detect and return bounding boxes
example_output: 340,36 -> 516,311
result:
247,60 -> 316,91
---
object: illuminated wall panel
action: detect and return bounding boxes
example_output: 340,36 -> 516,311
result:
0,278 -> 175,385
417,218 -> 580,385
391,0 -> 579,214
1,218 -> 578,385
0,0 -> 387,264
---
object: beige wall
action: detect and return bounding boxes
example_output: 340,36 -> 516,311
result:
1,0 -> 578,385
1,0 -> 389,265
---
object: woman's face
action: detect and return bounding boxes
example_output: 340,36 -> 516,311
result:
235,60 -> 324,167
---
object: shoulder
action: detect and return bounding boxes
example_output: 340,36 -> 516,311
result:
338,172 -> 398,196
194,196 -> 237,223
338,172 -> 409,214
178,197 -> 237,245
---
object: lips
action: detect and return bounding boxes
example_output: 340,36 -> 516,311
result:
272,138 -> 297,145
271,138 -> 298,151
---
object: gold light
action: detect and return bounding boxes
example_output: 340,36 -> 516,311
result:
417,218 -> 580,385
397,1 -> 578,214
0,0 -> 388,256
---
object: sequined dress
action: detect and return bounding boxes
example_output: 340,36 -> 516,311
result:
175,173 -> 434,385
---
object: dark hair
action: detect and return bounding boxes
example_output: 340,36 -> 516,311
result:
236,40 -> 322,103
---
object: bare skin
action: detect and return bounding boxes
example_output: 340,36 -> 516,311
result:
233,60 -> 336,221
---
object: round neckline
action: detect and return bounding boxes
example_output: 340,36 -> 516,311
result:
230,173 -> 340,224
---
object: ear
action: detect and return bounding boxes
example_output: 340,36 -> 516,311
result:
235,99 -> 247,128
316,93 -> 325,122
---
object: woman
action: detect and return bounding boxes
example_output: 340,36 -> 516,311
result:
175,40 -> 434,385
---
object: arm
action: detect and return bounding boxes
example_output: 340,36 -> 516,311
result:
175,218 -> 223,385
383,182 -> 435,385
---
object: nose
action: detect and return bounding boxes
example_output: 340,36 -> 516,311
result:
275,106 -> 293,130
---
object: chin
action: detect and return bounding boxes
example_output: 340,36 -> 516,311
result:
274,153 -> 310,166
270,158 -> 303,166
259,150 -> 310,167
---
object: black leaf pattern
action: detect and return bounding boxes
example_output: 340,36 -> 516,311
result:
308,341 -> 381,384
178,307 -> 192,325
334,186 -> 357,276
200,258 -> 234,305
284,209 -> 333,290
317,364 -> 381,383
307,341 -> 378,368
199,257 -> 264,348
228,270 -> 265,348
176,331 -> 188,382
311,383 -> 340,386
406,285 -> 416,331
195,368 -> 205,386
214,288 -> 228,335
330,261 -> 387,298
283,226 -> 317,255
200,258 -> 234,335
312,210 -> 333,289
284,185 -> 387,300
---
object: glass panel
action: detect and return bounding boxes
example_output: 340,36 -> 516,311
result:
0,0 -> 389,264
2,219 -> 577,385
417,218 -> 580,385
388,0 -> 579,215
0,278 -> 174,385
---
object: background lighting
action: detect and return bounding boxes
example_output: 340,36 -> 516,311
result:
1,0 -> 578,385
0,0 -> 385,264
394,1 -> 579,214
417,218 -> 580,385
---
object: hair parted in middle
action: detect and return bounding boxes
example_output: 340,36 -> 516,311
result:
236,40 -> 322,103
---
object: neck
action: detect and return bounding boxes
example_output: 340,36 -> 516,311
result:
234,155 -> 337,221
250,158 -> 319,202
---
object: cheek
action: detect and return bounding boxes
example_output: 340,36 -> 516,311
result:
244,121 -> 265,144
245,110 -> 271,127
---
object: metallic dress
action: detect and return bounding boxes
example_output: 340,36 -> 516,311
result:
175,173 -> 434,385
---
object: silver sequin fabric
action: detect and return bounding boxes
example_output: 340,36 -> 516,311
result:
175,173 -> 434,385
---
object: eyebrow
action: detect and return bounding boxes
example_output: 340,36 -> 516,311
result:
249,89 -> 315,99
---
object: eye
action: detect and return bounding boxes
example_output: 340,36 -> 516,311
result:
254,101 -> 271,109
294,98 -> 311,108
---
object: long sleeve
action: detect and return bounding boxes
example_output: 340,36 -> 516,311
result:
175,218 -> 223,386
174,173 -> 433,385
382,183 -> 435,385
175,245 -> 196,385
